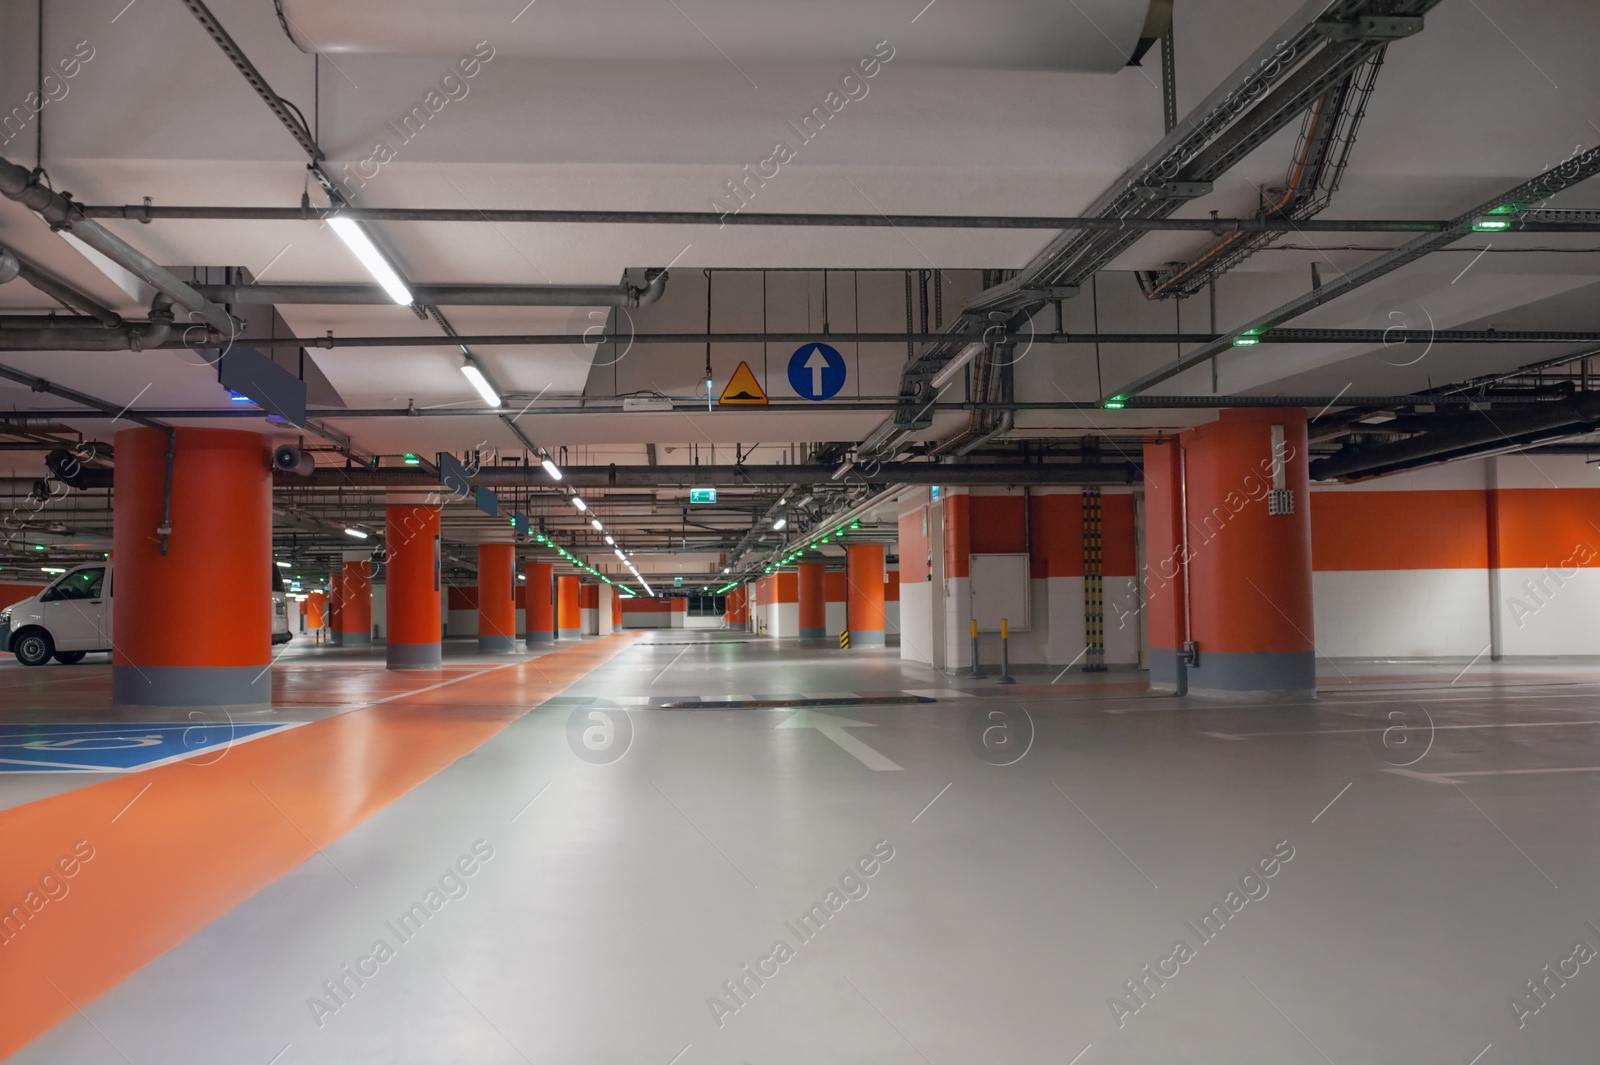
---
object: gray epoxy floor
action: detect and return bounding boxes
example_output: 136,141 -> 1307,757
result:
8,634 -> 1600,1064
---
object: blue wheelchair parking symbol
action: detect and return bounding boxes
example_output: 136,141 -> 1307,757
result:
787,343 -> 847,401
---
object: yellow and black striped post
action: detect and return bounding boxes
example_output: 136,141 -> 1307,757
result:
839,629 -> 850,649
997,617 -> 1016,684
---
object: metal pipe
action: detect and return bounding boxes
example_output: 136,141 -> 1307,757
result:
73,203 -> 1600,233
0,153 -> 239,335
0,359 -> 169,432
264,463 -> 1144,489
1309,393 -> 1600,481
0,393 -> 1542,421
0,318 -> 173,351
7,248 -> 123,326
3,323 -> 1596,352
1114,142 -> 1600,400
195,273 -> 667,308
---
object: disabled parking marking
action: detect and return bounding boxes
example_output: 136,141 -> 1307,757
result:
0,722 -> 298,773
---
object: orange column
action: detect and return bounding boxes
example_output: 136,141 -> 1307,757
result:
305,591 -> 326,633
1142,437 -> 1188,692
327,569 -> 343,645
476,544 -> 516,652
525,560 -> 555,644
384,501 -> 441,669
1175,408 -> 1314,694
338,559 -> 372,645
112,427 -> 270,705
845,544 -> 886,647
798,561 -> 826,638
557,574 -> 581,638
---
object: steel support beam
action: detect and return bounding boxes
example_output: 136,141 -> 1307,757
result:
73,204 -> 1600,233
1112,142 -> 1600,399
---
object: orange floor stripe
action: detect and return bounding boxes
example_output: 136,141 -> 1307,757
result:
0,635 -> 637,1059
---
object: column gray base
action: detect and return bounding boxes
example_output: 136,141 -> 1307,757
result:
799,627 -> 826,639
387,642 -> 442,669
1149,647 -> 1185,694
478,634 -> 517,652
849,630 -> 886,646
329,633 -> 343,646
1187,650 -> 1316,696
113,665 -> 270,707
559,628 -> 581,639
340,632 -> 373,646
526,632 -> 554,645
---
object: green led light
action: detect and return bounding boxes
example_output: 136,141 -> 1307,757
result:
1103,400 -> 1125,409
764,566 -> 771,573
1473,217 -> 1512,231
851,519 -> 860,528
33,544 -> 43,551
403,453 -> 420,465
821,536 -> 830,544
1232,335 -> 1261,347
1487,203 -> 1521,215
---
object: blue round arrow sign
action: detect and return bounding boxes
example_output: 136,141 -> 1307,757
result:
787,342 -> 847,401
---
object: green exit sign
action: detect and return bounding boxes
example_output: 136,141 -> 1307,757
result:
689,488 -> 717,504
674,576 -> 683,585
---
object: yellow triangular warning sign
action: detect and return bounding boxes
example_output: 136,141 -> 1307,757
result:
718,361 -> 768,406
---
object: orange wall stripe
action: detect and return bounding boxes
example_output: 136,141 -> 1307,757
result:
969,496 -> 1027,554
1492,488 -> 1600,568
1311,490 -> 1489,570
0,635 -> 639,1060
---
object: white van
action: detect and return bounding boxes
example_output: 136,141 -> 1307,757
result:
1,562 -> 292,666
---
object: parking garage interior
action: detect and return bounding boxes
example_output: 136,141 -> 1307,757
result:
3,1 -> 1600,1062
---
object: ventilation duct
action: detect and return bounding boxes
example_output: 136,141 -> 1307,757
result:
1309,393 -> 1600,482
275,0 -> 1167,72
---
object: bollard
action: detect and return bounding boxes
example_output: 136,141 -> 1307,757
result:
997,618 -> 1016,684
840,629 -> 850,649
969,618 -> 982,677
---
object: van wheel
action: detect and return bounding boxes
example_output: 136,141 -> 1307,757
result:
12,628 -> 54,666
53,651 -> 86,665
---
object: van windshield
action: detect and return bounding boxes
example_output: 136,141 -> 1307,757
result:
43,567 -> 105,602
271,565 -> 284,593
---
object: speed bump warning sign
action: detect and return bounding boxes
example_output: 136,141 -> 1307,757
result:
718,361 -> 768,406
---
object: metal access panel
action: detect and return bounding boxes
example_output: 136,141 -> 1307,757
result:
969,553 -> 1031,633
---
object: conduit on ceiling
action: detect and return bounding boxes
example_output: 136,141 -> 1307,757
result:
276,0 -> 1168,72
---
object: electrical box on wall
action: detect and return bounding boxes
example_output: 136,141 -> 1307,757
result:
968,553 -> 1031,632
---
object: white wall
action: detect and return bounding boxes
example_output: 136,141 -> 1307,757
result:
1313,570 -> 1491,658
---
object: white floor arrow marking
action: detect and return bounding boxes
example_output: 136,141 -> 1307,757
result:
776,708 -> 902,771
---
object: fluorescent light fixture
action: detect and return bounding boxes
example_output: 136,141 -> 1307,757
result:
722,567 -> 730,574
572,496 -> 587,512
772,517 -> 787,530
461,363 -> 502,408
275,561 -> 291,568
41,566 -> 65,574
831,461 -> 854,481
590,518 -> 603,530
615,549 -> 626,560
518,574 -> 526,581
930,341 -> 984,390
541,458 -> 563,480
328,216 -> 413,304
344,527 -> 369,539
605,535 -> 615,545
